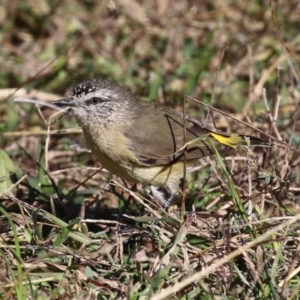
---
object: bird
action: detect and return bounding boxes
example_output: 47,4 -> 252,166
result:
52,79 -> 266,207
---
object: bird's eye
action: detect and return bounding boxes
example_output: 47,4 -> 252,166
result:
87,97 -> 100,105
91,97 -> 100,104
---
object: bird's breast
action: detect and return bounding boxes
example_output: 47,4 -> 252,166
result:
77,120 -> 196,191
80,123 -> 141,178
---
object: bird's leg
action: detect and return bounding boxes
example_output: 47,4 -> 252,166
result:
163,192 -> 177,209
150,186 -> 167,206
150,186 -> 177,209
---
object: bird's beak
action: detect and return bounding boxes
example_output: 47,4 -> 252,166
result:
52,97 -> 75,107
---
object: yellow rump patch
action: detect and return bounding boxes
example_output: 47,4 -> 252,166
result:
209,132 -> 244,148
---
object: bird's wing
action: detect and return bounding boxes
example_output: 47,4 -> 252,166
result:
124,104 -> 239,166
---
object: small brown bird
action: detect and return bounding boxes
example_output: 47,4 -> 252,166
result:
53,79 -> 265,206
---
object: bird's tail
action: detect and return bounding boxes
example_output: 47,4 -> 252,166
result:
209,132 -> 269,149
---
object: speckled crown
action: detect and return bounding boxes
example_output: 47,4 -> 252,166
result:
71,79 -> 122,97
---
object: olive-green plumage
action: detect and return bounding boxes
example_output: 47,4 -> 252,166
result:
53,79 -> 265,206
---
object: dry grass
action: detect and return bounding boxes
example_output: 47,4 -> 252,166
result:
1,0 -> 300,299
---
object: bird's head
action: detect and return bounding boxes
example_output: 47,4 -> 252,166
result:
53,79 -> 137,124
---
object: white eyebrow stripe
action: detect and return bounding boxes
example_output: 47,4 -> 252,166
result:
86,88 -> 116,100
